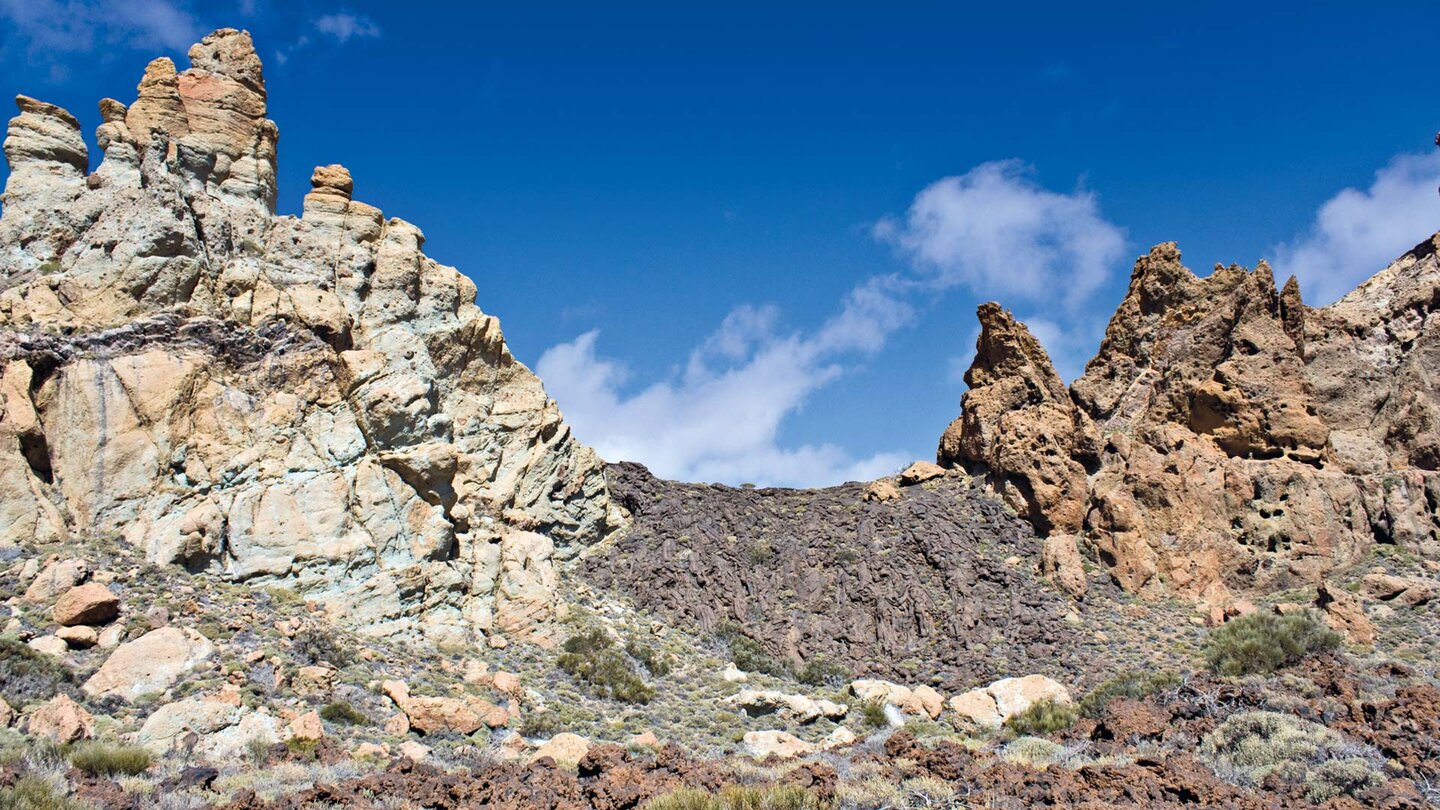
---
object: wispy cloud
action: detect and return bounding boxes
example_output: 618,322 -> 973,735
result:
0,0 -> 203,56
876,160 -> 1128,381
274,10 -> 381,65
538,278 -> 915,488
1272,150 -> 1440,306
314,12 -> 379,43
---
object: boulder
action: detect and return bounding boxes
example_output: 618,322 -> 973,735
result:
27,635 -> 69,657
863,479 -> 901,502
849,679 -> 930,718
1316,582 -> 1376,645
742,730 -> 814,760
82,627 -> 215,700
531,732 -> 589,765
1041,534 -> 1088,599
381,679 -> 507,735
52,583 -> 120,626
899,461 -> 946,486
56,625 -> 98,648
949,674 -> 1071,728
727,689 -> 847,724
0,697 -> 12,727
138,697 -> 282,761
288,710 -> 323,742
23,559 -> 88,602
26,694 -> 94,743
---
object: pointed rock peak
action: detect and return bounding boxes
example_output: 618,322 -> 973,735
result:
97,98 -> 128,124
188,28 -> 266,97
967,302 -> 1066,396
1127,241 -> 1199,315
14,95 -> 80,128
138,57 -> 179,89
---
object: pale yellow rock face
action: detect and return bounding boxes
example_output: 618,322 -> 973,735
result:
81,627 -> 216,700
0,29 -> 613,647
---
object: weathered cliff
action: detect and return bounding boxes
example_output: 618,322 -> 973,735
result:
942,227 -> 1440,608
0,29 -> 612,645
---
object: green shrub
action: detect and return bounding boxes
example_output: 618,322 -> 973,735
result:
1077,670 -> 1182,717
1204,612 -> 1341,677
1001,736 -> 1064,768
519,710 -> 561,738
558,628 -> 654,704
1199,710 -> 1380,801
795,658 -> 848,688
1005,699 -> 1079,736
319,700 -> 369,726
625,639 -> 674,676
858,700 -> 888,729
68,742 -> 154,776
0,637 -> 71,707
715,624 -> 791,678
0,776 -> 86,810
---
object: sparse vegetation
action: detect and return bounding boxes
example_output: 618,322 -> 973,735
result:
558,628 -> 655,704
795,658 -> 848,687
643,784 -> 826,810
0,637 -> 71,707
1005,699 -> 1079,736
1199,711 -> 1382,801
291,626 -> 355,668
319,700 -> 369,726
626,638 -> 674,676
858,699 -> 889,729
68,742 -> 154,776
1077,670 -> 1182,717
715,624 -> 791,678
1204,611 -> 1341,676
0,776 -> 87,810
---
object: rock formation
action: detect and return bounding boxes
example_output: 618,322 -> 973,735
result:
943,220 -> 1440,607
0,29 -> 612,645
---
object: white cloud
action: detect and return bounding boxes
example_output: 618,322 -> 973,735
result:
538,282 -> 915,488
0,0 -> 203,54
874,160 -> 1128,309
314,12 -> 380,43
1272,150 -> 1440,306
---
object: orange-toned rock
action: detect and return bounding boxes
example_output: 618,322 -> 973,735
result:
52,582 -> 119,626
27,694 -> 94,743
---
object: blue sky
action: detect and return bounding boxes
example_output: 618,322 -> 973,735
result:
3,1 -> 1439,486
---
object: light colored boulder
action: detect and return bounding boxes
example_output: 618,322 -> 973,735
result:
1041,534 -> 1088,599
863,479 -> 901,502
23,559 -> 88,602
138,697 -> 284,761
52,582 -> 120,626
293,665 -> 336,694
82,627 -> 215,700
822,727 -> 857,749
721,662 -> 749,682
727,689 -> 847,724
381,679 -> 507,734
398,740 -> 432,762
26,694 -> 93,743
849,679 -> 929,717
0,697 -> 12,727
911,685 -> 944,720
986,675 -> 1071,721
288,710 -> 323,742
899,461 -> 946,485
27,635 -> 69,657
743,730 -> 814,760
531,732 -> 589,765
949,689 -> 1001,728
56,625 -> 98,648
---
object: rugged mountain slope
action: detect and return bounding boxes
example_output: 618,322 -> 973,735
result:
0,30 -> 611,645
584,462 -> 1101,690
942,228 -> 1440,609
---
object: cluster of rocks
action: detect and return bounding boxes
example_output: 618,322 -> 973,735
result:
942,225 -> 1440,612
0,28 -> 613,646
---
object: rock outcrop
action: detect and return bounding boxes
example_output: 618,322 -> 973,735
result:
943,224 -> 1440,604
0,29 -> 612,645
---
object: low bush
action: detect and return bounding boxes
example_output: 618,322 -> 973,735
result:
1199,710 -> 1381,801
319,700 -> 369,726
1005,699 -> 1079,736
625,639 -> 674,676
69,742 -> 154,776
1001,736 -> 1064,769
1077,670 -> 1182,717
795,658 -> 848,688
858,700 -> 888,729
0,637 -> 72,707
0,776 -> 86,810
1204,611 -> 1341,677
291,627 -> 355,669
558,628 -> 654,704
643,783 -> 825,810
714,624 -> 791,678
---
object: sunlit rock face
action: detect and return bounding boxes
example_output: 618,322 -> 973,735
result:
943,233 -> 1440,607
0,28 -> 613,646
